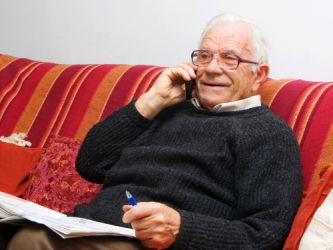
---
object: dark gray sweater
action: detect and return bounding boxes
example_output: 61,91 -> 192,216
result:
74,101 -> 303,250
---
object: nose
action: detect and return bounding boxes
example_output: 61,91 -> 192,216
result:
204,55 -> 224,74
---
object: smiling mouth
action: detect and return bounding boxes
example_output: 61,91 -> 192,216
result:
201,81 -> 230,87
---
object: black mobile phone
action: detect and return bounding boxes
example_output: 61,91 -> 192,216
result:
185,79 -> 195,100
185,71 -> 196,100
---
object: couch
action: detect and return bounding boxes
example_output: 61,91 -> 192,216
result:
0,53 -> 332,247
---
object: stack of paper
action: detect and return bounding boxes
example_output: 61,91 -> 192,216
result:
0,191 -> 135,239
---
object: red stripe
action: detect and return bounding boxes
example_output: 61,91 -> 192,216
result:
0,58 -> 32,94
297,84 -> 333,190
269,80 -> 318,124
0,63 -> 56,136
293,84 -> 325,140
0,62 -> 39,112
133,67 -> 163,99
58,64 -> 117,138
132,68 -> 157,99
50,65 -> 96,137
101,65 -> 153,120
27,65 -> 84,146
39,65 -> 95,146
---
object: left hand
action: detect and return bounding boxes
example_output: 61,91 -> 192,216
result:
122,202 -> 181,249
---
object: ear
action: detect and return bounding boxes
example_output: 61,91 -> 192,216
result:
252,64 -> 270,92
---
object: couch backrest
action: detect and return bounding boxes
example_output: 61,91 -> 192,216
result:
0,54 -> 332,191
259,79 -> 333,190
0,54 -> 163,146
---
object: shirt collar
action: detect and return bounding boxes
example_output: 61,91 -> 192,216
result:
191,95 -> 261,112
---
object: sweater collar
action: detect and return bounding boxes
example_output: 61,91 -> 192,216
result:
191,95 -> 261,112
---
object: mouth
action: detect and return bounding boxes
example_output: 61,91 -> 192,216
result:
201,81 -> 230,88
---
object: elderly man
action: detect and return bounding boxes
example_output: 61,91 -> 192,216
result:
7,13 -> 302,250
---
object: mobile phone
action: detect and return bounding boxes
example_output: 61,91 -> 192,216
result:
185,79 -> 195,100
185,71 -> 196,100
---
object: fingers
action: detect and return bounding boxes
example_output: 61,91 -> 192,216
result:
163,62 -> 197,84
122,202 -> 154,223
174,62 -> 197,79
122,205 -> 132,212
163,67 -> 192,83
130,210 -> 169,231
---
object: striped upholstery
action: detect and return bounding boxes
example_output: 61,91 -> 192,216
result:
259,79 -> 333,191
0,54 -> 332,191
0,54 -> 163,147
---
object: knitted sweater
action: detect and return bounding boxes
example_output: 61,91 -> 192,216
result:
74,101 -> 303,250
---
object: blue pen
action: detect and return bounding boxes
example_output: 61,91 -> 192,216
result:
126,190 -> 137,206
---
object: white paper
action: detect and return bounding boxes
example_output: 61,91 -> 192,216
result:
0,191 -> 135,238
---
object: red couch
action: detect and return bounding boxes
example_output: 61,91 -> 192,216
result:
0,54 -> 332,247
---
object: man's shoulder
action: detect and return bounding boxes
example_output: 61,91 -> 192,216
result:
260,106 -> 293,131
233,105 -> 295,138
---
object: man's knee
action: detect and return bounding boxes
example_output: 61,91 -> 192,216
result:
7,224 -> 56,250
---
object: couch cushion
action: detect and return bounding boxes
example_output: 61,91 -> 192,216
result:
0,141 -> 43,196
0,54 -> 164,147
22,134 -> 101,213
259,79 -> 333,191
282,164 -> 333,249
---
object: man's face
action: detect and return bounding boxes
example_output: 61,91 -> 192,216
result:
195,22 -> 260,110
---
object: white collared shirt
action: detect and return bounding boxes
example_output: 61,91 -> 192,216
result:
191,95 -> 261,112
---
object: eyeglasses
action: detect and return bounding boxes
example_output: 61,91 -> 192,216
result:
191,50 -> 259,70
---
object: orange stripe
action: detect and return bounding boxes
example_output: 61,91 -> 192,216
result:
259,79 -> 294,106
0,54 -> 18,71
51,65 -> 98,136
288,83 -> 325,130
308,123 -> 333,187
296,83 -> 333,143
74,64 -> 131,140
13,65 -> 68,134
0,63 -> 41,120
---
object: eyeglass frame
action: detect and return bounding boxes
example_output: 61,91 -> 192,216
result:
191,49 -> 259,70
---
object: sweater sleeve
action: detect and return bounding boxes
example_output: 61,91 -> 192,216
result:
172,119 -> 303,250
76,101 -> 152,183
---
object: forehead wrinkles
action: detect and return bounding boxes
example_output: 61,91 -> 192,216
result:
200,24 -> 253,55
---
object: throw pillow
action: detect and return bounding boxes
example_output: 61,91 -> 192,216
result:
23,135 -> 102,213
283,163 -> 333,250
298,188 -> 333,249
0,141 -> 43,196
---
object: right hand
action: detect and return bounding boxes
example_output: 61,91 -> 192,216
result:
135,62 -> 197,119
122,202 -> 181,249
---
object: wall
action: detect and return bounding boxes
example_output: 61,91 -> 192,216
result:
0,0 -> 332,81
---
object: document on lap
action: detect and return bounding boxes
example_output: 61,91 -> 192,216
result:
0,191 -> 135,239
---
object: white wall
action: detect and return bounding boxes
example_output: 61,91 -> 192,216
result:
0,0 -> 332,81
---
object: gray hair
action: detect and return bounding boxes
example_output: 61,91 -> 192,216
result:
200,13 -> 270,71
